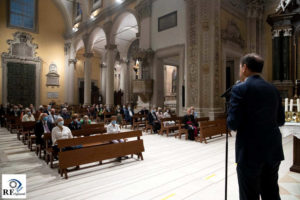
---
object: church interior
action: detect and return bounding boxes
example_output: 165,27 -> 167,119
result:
0,0 -> 300,199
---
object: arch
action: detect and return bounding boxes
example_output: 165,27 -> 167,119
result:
89,27 -> 107,56
109,9 -> 140,45
74,39 -> 85,53
52,0 -> 73,32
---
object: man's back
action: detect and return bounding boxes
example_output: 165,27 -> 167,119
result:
228,75 -> 285,164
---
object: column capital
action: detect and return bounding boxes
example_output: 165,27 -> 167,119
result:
83,52 -> 94,58
283,28 -> 293,37
105,44 -> 117,50
272,29 -> 282,38
69,59 -> 77,65
135,0 -> 152,20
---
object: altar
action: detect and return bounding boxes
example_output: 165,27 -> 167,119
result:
280,123 -> 300,173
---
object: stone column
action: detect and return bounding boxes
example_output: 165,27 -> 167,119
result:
100,63 -> 107,104
272,29 -> 282,81
64,43 -> 71,104
83,52 -> 93,106
68,59 -> 77,105
105,44 -> 117,107
283,28 -> 292,80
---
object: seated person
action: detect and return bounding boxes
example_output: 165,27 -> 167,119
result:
148,107 -> 161,133
163,108 -> 171,118
156,107 -> 164,120
190,106 -> 198,119
124,105 -> 134,124
48,108 -> 59,124
29,104 -> 36,114
107,116 -> 127,162
60,108 -> 71,120
183,108 -> 199,140
115,105 -> 123,125
139,107 -> 149,115
34,113 -> 53,147
80,115 -> 91,125
52,117 -> 78,153
98,104 -> 105,121
22,108 -> 35,122
68,114 -> 81,130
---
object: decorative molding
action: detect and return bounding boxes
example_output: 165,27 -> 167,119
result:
186,0 -> 199,106
222,20 -> 245,49
272,29 -> 282,38
1,32 -> 41,107
221,0 -> 247,20
83,52 -> 94,58
105,44 -> 117,50
276,0 -> 293,12
46,63 -> 60,86
2,32 -> 40,62
283,28 -> 293,36
135,0 -> 152,20
68,59 -> 77,65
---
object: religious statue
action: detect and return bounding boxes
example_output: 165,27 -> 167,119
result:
276,0 -> 293,12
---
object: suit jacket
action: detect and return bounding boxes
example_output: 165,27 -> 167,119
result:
148,112 -> 158,125
34,120 -> 54,145
182,114 -> 198,128
227,75 -> 285,165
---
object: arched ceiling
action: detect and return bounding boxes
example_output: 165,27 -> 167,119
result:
114,13 -> 138,59
52,0 -> 73,33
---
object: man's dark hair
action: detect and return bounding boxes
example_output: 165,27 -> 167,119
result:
240,53 -> 264,73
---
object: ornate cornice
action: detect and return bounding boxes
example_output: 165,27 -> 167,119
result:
83,52 -> 94,58
135,0 -> 152,20
221,20 -> 245,49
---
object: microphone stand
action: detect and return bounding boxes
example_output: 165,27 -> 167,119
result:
220,86 -> 233,200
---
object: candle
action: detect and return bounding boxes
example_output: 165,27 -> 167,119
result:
297,99 -> 300,112
290,99 -> 293,112
285,98 -> 288,112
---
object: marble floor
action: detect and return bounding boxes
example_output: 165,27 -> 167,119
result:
0,127 -> 299,200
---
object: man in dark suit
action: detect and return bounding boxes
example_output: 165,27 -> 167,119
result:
148,108 -> 161,133
227,53 -> 285,200
34,113 -> 54,145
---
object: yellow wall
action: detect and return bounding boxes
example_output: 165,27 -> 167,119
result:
74,50 -> 101,104
0,0 -> 65,105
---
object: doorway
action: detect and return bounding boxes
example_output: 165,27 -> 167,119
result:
164,65 -> 177,111
7,62 -> 36,106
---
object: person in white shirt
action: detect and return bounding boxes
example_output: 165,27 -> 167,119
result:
107,116 -> 123,144
51,117 -> 73,146
107,116 -> 128,162
163,108 -> 171,118
22,108 -> 35,122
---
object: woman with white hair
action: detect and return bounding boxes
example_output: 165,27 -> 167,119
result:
51,117 -> 73,153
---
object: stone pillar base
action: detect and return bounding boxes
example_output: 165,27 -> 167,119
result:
273,80 -> 294,99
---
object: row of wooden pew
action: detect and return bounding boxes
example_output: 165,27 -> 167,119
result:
4,118 -> 145,179
129,115 -> 230,144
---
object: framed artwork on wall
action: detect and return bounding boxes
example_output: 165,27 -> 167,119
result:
158,11 -> 177,32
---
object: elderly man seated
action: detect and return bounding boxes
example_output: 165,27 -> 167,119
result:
22,108 -> 35,122
48,108 -> 59,124
60,108 -> 71,120
34,113 -> 53,147
107,116 -> 128,162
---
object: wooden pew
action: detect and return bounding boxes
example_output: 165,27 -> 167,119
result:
18,121 -> 36,148
132,114 -> 147,130
57,130 -> 145,179
104,112 -> 114,124
159,117 -> 181,137
175,117 -> 209,140
196,119 -> 231,144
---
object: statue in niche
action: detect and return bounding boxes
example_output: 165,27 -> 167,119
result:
171,68 -> 177,94
46,63 -> 60,86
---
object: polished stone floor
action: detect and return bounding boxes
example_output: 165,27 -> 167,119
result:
0,127 -> 299,200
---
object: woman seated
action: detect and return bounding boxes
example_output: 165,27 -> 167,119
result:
183,108 -> 199,140
68,114 -> 81,130
163,108 -> 171,118
156,107 -> 164,120
80,115 -> 91,125
107,116 -> 127,162
52,117 -> 78,153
